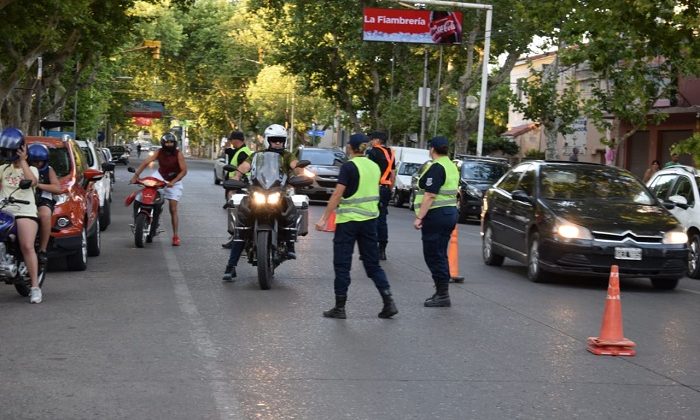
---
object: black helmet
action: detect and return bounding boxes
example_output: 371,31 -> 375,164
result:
0,127 -> 25,162
160,132 -> 177,148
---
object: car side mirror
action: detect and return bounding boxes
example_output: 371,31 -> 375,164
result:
288,175 -> 314,188
84,168 -> 104,182
102,162 -> 115,172
223,179 -> 247,190
668,195 -> 689,210
295,160 -> 311,168
511,189 -> 533,204
19,179 -> 32,190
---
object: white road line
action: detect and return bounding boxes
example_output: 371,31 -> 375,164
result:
679,288 -> 700,295
161,240 -> 242,419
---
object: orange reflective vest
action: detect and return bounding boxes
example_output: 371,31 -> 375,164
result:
374,145 -> 394,186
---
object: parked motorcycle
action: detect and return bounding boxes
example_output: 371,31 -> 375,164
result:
223,153 -> 313,290
125,167 -> 166,248
0,180 -> 46,297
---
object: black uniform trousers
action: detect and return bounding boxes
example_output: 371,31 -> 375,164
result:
420,207 -> 457,286
333,218 -> 390,296
377,185 -> 391,244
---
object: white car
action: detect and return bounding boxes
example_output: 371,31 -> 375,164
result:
647,165 -> 700,278
214,151 -> 229,185
76,140 -> 115,231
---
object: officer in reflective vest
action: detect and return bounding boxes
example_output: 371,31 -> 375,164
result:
221,130 -> 251,249
413,136 -> 459,307
366,131 -> 395,260
315,133 -> 398,319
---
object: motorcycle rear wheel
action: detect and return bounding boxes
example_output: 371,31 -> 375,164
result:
134,213 -> 148,248
256,231 -> 273,290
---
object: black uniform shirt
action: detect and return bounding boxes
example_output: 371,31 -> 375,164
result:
419,163 -> 446,194
337,161 -> 360,198
366,146 -> 395,178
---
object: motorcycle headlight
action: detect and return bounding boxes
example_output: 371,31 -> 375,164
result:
267,192 -> 281,205
663,228 -> 688,245
253,191 -> 266,205
555,222 -> 593,240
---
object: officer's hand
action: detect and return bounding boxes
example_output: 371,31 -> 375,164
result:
315,217 -> 326,231
413,217 -> 423,230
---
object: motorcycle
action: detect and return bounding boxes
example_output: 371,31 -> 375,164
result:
0,180 -> 46,297
223,153 -> 313,290
125,167 -> 166,248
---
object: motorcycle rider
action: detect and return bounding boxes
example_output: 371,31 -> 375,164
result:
27,143 -> 62,266
223,124 -> 302,281
0,128 -> 41,303
130,133 -> 188,246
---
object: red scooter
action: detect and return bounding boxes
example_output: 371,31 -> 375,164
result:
125,167 -> 166,248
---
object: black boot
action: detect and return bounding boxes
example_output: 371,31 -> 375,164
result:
287,241 -> 296,260
378,289 -> 398,319
378,242 -> 387,261
221,237 -> 234,249
222,265 -> 236,282
424,282 -> 450,307
323,295 -> 347,319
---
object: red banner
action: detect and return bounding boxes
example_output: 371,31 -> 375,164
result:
133,117 -> 153,126
363,7 -> 462,45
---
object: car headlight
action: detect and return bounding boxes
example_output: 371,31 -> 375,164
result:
555,222 -> 593,240
465,184 -> 482,198
253,191 -> 266,205
663,228 -> 688,245
56,217 -> 71,228
54,193 -> 69,205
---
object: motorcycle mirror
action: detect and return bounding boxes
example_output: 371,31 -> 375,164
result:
18,179 -> 32,190
127,167 -> 136,173
295,160 -> 311,168
223,164 -> 236,172
223,179 -> 247,191
288,175 -> 314,188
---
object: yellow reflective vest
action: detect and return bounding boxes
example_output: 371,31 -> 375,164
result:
336,157 -> 380,224
413,156 -> 458,216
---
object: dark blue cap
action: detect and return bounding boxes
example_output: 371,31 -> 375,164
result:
348,133 -> 369,147
428,136 -> 449,148
368,131 -> 387,142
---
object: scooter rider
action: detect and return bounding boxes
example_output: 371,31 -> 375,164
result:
223,124 -> 303,281
27,143 -> 62,266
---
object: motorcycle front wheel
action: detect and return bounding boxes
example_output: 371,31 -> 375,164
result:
134,213 -> 148,248
256,230 -> 273,290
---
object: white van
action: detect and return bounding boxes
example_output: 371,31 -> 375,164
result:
389,146 -> 430,207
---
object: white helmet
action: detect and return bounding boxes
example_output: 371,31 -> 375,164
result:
263,124 -> 287,148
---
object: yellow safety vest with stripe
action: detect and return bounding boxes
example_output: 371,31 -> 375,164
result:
413,156 -> 459,216
336,157 -> 381,224
229,145 -> 252,169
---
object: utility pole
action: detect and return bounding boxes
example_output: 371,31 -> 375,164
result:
419,48 -> 429,149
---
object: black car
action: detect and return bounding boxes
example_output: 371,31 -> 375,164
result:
481,161 -> 688,289
455,156 -> 509,222
294,147 -> 346,200
108,145 -> 130,165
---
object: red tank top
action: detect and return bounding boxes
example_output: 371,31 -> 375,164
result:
157,150 -> 181,181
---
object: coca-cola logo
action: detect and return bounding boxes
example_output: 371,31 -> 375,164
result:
430,18 -> 456,36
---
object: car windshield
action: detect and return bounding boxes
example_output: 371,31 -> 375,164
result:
460,161 -> 507,181
540,166 -> 655,204
300,149 -> 345,166
80,147 -> 94,166
399,162 -> 423,176
48,148 -> 71,178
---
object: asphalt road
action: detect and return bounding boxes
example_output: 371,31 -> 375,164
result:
1,158 -> 699,420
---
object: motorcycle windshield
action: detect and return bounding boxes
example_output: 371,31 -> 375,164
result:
251,152 -> 284,189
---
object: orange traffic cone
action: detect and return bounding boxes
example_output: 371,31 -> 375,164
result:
448,226 -> 464,283
321,210 -> 336,232
587,265 -> 636,356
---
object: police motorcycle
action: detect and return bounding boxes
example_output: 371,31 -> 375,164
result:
0,179 -> 46,297
222,153 -> 313,290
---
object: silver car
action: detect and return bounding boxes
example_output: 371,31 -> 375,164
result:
294,147 -> 347,200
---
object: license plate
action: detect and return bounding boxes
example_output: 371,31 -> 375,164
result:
614,247 -> 642,260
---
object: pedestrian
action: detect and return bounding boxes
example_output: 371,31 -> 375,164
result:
643,159 -> 661,183
130,133 -> 188,246
221,131 -> 251,248
665,153 -> 680,168
366,131 -> 395,260
136,143 -> 142,158
413,136 -> 459,307
315,133 -> 398,319
0,128 -> 41,303
568,147 -> 579,162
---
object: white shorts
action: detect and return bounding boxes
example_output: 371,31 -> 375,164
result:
150,171 -> 183,201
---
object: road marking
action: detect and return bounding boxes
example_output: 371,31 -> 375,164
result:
679,288 -> 700,295
161,240 -> 242,419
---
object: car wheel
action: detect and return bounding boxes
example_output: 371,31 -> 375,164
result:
99,201 -> 111,231
66,226 -> 88,271
88,218 -> 101,257
687,234 -> 700,279
390,188 -> 402,208
527,232 -> 548,282
482,222 -> 505,266
651,277 -> 680,290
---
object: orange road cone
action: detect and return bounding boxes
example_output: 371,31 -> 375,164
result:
321,210 -> 336,232
448,226 -> 464,283
587,265 -> 636,356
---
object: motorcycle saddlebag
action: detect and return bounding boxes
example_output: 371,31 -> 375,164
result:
227,193 -> 248,235
291,194 -> 309,237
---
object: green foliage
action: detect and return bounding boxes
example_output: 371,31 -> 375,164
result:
671,132 -> 700,164
524,149 -> 545,159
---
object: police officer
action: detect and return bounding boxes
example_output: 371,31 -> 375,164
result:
366,131 -> 395,260
315,133 -> 398,319
413,136 -> 459,307
221,131 -> 251,248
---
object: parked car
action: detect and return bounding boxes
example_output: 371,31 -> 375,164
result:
77,139 -> 115,231
214,151 -> 228,185
26,136 -> 103,271
108,145 -> 130,165
481,161 -> 688,289
454,156 -> 509,222
148,145 -> 161,156
294,147 -> 347,199
390,147 -> 431,207
99,147 -> 116,184
646,165 -> 700,278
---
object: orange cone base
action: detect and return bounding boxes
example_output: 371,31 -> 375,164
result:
587,337 -> 636,356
